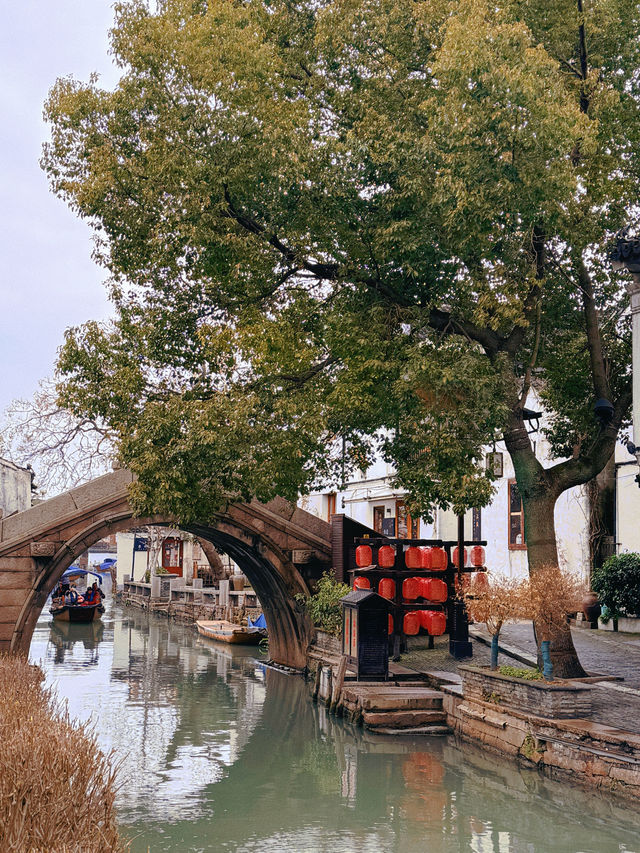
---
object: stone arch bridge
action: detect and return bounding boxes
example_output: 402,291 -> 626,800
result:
0,469 -> 335,668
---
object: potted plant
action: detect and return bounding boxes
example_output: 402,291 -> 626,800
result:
592,553 -> 640,631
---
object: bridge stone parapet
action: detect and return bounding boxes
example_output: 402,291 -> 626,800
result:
0,470 -> 332,668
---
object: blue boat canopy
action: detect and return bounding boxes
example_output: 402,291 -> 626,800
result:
248,613 -> 266,630
61,567 -> 103,584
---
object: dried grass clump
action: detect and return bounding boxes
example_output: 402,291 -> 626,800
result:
0,654 -> 127,853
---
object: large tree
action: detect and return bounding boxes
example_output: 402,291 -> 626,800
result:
43,0 -> 638,675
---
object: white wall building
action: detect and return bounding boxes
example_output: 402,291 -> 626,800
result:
300,400 -> 591,581
0,457 -> 32,516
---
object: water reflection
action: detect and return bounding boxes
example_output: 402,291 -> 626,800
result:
30,607 -> 640,853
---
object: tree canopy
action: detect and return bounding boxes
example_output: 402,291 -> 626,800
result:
43,0 -> 637,533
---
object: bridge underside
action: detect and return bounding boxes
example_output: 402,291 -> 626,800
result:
0,470 -> 332,668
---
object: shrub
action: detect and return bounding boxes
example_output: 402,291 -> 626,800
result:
0,654 -> 127,853
464,575 -> 527,669
297,571 -> 351,637
592,553 -> 640,619
525,564 -> 587,642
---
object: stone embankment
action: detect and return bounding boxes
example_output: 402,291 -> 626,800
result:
307,632 -> 640,802
120,577 -> 263,626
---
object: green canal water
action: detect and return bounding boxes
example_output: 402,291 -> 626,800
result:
30,603 -> 640,853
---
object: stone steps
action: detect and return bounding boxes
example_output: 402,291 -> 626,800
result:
363,709 -> 448,730
341,683 -> 450,734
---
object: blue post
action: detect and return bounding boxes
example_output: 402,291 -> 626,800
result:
541,640 -> 553,681
491,634 -> 499,670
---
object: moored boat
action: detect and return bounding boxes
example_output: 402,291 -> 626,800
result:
196,619 -> 262,645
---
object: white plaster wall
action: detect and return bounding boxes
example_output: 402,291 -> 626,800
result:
0,458 -> 32,515
300,391 -> 591,579
616,440 -> 640,554
116,532 -> 149,586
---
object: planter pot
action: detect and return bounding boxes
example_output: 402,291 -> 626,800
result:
459,664 -> 592,719
582,591 -> 601,623
599,615 -> 640,633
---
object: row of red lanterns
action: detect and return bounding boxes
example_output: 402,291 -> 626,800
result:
355,544 -> 486,570
390,610 -> 446,636
353,575 -> 448,603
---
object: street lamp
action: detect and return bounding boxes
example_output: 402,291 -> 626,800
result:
611,227 -> 640,469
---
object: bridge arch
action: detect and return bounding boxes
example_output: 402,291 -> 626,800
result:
0,470 -> 332,668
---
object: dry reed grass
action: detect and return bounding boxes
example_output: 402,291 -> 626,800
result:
0,654 -> 127,853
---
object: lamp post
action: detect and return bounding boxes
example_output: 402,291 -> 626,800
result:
611,230 -> 640,468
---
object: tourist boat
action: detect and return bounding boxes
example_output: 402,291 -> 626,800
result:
49,568 -> 105,622
196,619 -> 263,645
49,600 -> 101,623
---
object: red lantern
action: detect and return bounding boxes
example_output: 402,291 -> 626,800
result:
388,614 -> 394,635
402,577 -> 420,600
472,571 -> 490,593
405,547 -> 422,569
355,544 -> 373,567
422,578 -> 447,604
353,576 -> 371,591
430,547 -> 447,571
470,545 -> 485,567
421,610 -> 446,636
377,545 -> 396,568
452,546 -> 467,567
419,547 -> 432,569
378,577 -> 396,600
403,611 -> 420,635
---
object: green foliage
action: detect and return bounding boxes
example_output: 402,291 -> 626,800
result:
297,571 -> 351,637
498,665 -> 543,681
592,553 -> 640,619
41,0 -> 636,529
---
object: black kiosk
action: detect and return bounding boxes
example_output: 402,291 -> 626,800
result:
341,589 -> 390,680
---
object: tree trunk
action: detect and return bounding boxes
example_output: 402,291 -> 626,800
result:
587,453 -> 616,572
505,426 -> 587,679
523,490 -> 587,679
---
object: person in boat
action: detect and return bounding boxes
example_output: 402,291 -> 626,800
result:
66,584 -> 84,605
84,583 -> 104,605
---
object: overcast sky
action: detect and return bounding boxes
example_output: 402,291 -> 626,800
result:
0,1 -> 119,414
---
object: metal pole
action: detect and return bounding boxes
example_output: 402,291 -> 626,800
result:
449,513 -> 473,659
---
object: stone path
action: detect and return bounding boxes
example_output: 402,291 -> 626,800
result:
401,622 -> 640,735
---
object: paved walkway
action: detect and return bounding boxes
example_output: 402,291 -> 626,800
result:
401,622 -> 640,735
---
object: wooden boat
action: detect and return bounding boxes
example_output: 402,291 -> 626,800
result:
196,619 -> 262,645
49,599 -> 100,623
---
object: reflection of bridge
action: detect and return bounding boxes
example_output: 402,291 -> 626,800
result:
0,469 -> 332,667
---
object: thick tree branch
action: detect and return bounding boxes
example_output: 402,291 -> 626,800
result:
222,185 -> 416,307
502,228 -> 545,356
428,307 -> 501,355
579,259 -> 610,401
550,391 -> 631,494
577,0 -> 589,114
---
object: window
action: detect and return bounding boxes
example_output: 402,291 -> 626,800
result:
396,500 -> 419,539
327,493 -> 336,521
508,480 -> 526,550
373,505 -> 385,534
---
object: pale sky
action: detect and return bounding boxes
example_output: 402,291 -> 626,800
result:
0,1 -> 119,414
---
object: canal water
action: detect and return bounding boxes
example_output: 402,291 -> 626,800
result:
30,603 -> 640,853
